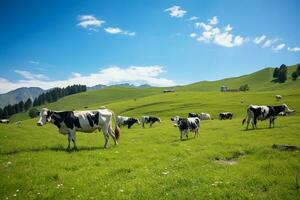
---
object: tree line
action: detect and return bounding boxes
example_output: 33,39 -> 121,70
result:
273,64 -> 300,82
0,84 -> 86,119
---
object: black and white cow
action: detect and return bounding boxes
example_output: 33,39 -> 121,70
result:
188,112 -> 211,120
0,119 -> 9,124
242,104 -> 294,130
37,108 -> 119,149
219,112 -> 233,120
116,116 -> 140,129
171,116 -> 200,140
141,116 -> 161,128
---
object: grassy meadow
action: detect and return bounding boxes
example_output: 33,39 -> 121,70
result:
1,86 -> 300,199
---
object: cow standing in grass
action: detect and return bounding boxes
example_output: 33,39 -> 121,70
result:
37,108 -> 119,149
242,104 -> 294,130
116,116 -> 140,129
171,116 -> 200,140
141,116 -> 161,128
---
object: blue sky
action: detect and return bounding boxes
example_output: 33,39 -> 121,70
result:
0,0 -> 299,93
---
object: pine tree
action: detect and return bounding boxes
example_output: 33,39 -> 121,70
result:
0,108 -> 3,119
278,64 -> 288,83
273,67 -> 279,78
18,101 -> 25,112
24,98 -> 32,111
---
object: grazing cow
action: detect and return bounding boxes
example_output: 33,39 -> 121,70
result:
141,116 -> 161,128
242,104 -> 294,130
37,108 -> 119,149
188,112 -> 198,118
219,112 -> 233,120
188,112 -> 211,120
0,119 -> 10,124
199,113 -> 212,120
275,95 -> 282,101
116,115 -> 140,129
171,116 -> 200,140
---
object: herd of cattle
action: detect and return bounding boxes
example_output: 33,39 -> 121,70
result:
0,99 -> 295,149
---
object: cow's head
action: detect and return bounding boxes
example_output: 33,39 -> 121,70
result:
171,116 -> 181,127
37,108 -> 53,126
283,104 -> 295,113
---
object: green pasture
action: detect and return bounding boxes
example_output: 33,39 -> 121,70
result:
1,88 -> 300,199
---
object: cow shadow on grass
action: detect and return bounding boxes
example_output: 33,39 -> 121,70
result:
1,145 -> 106,155
242,125 -> 285,132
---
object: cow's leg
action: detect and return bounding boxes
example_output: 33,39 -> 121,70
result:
253,117 -> 258,129
142,122 -> 145,128
246,117 -> 251,130
108,126 -> 118,145
150,122 -> 153,127
67,132 -> 71,151
68,128 -> 77,150
102,126 -> 110,149
180,130 -> 183,141
269,118 -> 272,128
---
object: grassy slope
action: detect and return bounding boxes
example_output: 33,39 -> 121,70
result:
1,89 -> 300,199
9,87 -> 162,122
176,64 -> 299,91
9,64 -> 299,122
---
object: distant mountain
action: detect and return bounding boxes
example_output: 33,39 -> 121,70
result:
138,84 -> 152,88
87,83 -> 153,91
0,87 -> 45,108
87,84 -> 106,91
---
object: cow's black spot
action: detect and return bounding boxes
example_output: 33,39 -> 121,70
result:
86,114 -> 94,127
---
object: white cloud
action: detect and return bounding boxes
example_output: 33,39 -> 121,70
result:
287,46 -> 300,52
104,27 -> 135,36
77,15 -> 105,31
195,17 -> 244,48
189,16 -> 198,21
209,16 -> 218,25
253,35 -> 266,44
14,70 -> 48,80
190,33 -> 197,38
29,60 -> 39,65
195,22 -> 212,31
272,43 -> 285,52
224,24 -> 233,32
262,39 -> 273,48
0,66 -> 175,93
214,32 -> 243,48
164,6 -> 187,18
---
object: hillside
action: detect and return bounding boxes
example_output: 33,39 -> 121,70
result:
176,64 -> 299,91
0,87 -> 45,108
8,63 -> 300,122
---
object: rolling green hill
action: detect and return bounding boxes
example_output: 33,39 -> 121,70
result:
8,63 -> 299,122
176,64 -> 299,91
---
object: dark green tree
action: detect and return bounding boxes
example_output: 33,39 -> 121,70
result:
29,108 -> 39,118
292,71 -> 298,80
277,64 -> 288,83
0,108 -> 3,119
18,101 -> 25,112
273,67 -> 279,78
24,98 -> 32,111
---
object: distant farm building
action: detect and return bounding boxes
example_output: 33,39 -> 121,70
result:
220,85 -> 239,92
163,89 -> 175,93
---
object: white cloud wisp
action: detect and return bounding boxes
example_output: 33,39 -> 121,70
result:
0,66 -> 175,93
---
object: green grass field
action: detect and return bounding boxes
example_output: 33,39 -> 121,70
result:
1,86 -> 300,199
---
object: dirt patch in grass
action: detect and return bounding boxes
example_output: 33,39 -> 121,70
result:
214,158 -> 238,165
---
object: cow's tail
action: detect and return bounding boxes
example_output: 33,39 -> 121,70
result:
242,108 -> 249,125
110,110 -> 120,141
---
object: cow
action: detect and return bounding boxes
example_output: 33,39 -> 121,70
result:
171,116 -> 200,140
219,112 -> 233,120
0,119 -> 10,124
141,116 -> 161,128
275,95 -> 282,101
116,116 -> 140,129
37,108 -> 119,150
242,104 -> 294,130
199,113 -> 212,120
188,112 -> 212,120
